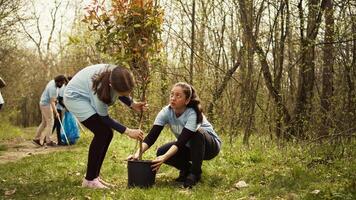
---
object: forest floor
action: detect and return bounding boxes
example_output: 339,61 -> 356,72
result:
0,125 -> 355,200
0,127 -> 71,164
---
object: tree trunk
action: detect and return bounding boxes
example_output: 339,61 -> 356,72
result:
207,59 -> 240,117
292,0 -> 326,139
344,14 -> 356,141
319,0 -> 334,139
237,0 -> 292,142
189,0 -> 196,84
274,0 -> 287,139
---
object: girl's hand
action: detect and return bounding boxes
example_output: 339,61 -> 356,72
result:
131,101 -> 148,112
127,151 -> 140,160
125,128 -> 144,141
151,155 -> 166,172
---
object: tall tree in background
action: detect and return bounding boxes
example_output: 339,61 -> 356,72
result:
0,0 -> 23,60
292,0 -> 327,138
189,0 -> 196,84
319,0 -> 334,138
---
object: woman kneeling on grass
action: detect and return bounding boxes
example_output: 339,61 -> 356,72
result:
129,82 -> 221,188
64,64 -> 146,189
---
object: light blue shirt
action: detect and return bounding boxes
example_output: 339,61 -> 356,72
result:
154,105 -> 221,146
0,91 -> 4,104
56,85 -> 66,110
40,80 -> 58,106
64,64 -> 118,122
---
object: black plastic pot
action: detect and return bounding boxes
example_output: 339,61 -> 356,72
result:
127,160 -> 156,188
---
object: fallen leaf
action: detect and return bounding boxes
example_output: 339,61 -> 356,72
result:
311,190 -> 320,194
235,181 -> 248,189
178,189 -> 191,195
5,188 -> 16,196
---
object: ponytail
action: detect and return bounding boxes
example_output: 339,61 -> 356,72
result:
92,67 -> 112,104
188,101 -> 203,124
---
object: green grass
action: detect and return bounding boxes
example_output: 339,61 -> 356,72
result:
0,120 -> 23,141
0,127 -> 355,199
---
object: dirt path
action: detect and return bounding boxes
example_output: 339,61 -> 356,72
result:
0,137 -> 72,164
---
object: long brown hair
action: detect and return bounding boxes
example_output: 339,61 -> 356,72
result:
92,65 -> 135,104
174,82 -> 203,124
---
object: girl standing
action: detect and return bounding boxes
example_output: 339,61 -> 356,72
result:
64,64 -> 146,189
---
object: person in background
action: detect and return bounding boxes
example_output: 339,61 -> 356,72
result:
52,76 -> 72,145
64,64 -> 147,189
33,75 -> 67,146
0,77 -> 5,111
129,82 -> 221,188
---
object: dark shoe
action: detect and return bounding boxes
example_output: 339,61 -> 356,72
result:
32,139 -> 43,146
175,170 -> 189,182
46,141 -> 57,147
183,173 -> 201,188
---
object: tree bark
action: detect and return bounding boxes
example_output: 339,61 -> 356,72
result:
189,0 -> 196,84
292,0 -> 327,139
319,0 -> 334,138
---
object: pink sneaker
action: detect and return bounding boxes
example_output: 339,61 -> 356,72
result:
82,178 -> 108,189
96,177 -> 115,188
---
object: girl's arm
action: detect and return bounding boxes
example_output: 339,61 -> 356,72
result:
119,96 -> 148,112
151,128 -> 195,171
118,96 -> 133,107
143,125 -> 164,147
100,115 -> 143,140
174,127 -> 195,149
130,125 -> 164,159
99,115 -> 126,133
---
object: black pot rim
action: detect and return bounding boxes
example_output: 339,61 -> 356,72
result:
127,160 -> 153,163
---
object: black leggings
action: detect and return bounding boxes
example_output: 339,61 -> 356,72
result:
52,109 -> 62,143
82,114 -> 113,180
157,129 -> 220,176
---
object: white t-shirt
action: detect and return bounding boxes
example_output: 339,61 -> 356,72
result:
154,105 -> 221,145
0,91 -> 4,104
64,64 -> 118,122
40,80 -> 58,106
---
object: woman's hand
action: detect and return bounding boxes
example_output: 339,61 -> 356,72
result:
151,155 -> 166,172
131,101 -> 148,112
125,128 -> 144,141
